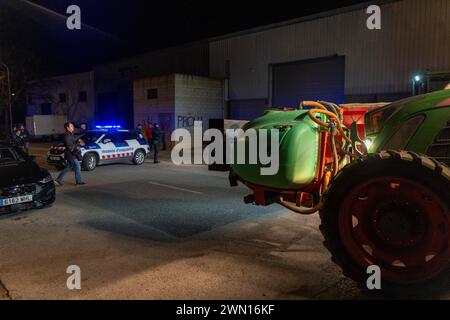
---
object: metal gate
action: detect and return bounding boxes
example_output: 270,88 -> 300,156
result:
271,56 -> 345,108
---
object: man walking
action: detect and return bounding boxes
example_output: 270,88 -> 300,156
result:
152,123 -> 161,164
55,122 -> 86,186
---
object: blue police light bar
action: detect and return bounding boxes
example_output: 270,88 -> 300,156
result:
95,125 -> 122,129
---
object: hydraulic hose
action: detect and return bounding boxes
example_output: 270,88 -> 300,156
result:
300,101 -> 328,111
276,101 -> 351,215
306,108 -> 352,144
329,125 -> 339,177
318,101 -> 341,120
276,196 -> 323,215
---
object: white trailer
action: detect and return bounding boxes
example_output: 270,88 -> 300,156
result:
26,115 -> 67,140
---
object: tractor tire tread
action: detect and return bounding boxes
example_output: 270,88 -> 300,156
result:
319,150 -> 450,297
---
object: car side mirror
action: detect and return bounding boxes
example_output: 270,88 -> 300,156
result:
102,139 -> 111,144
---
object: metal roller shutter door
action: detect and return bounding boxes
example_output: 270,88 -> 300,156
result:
272,56 -> 345,108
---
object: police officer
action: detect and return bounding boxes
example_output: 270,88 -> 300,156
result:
55,122 -> 86,186
134,124 -> 143,138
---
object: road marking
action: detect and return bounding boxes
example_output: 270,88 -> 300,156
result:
148,181 -> 203,194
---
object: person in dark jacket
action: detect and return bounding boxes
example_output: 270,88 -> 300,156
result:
20,124 -> 30,153
134,124 -> 143,138
152,123 -> 161,163
55,122 -> 86,186
10,126 -> 25,152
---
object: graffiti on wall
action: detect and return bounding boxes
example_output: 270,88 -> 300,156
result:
177,115 -> 203,128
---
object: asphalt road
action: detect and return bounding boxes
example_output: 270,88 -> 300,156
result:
0,143 -> 447,300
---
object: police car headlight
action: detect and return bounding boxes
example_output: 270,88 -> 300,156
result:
39,174 -> 53,184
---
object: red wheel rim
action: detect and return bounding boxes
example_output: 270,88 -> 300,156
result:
339,176 -> 450,284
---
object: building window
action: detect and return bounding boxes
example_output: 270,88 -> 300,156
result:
79,91 -> 88,102
147,88 -> 158,99
59,93 -> 66,103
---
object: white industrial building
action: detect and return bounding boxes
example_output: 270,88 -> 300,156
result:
94,42 -> 209,129
133,74 -> 224,146
26,71 -> 95,126
209,0 -> 450,119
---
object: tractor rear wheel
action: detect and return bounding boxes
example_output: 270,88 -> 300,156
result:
319,150 -> 450,296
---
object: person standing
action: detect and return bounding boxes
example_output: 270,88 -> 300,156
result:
20,124 -> 30,154
146,123 -> 153,146
55,122 -> 86,186
152,123 -> 161,164
79,123 -> 88,134
142,121 -> 150,143
10,126 -> 25,151
134,124 -> 143,138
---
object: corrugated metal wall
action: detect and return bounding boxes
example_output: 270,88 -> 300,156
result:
210,0 -> 450,101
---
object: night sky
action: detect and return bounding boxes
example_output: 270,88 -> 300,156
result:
1,0 -> 369,78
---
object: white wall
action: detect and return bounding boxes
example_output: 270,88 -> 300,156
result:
174,74 -> 224,131
133,74 -> 175,128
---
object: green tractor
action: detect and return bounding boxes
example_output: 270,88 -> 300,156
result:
230,89 -> 450,295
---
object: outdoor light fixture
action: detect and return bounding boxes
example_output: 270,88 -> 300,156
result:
412,74 -> 424,96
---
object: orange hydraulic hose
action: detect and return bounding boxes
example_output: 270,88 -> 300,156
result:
300,101 -> 328,111
301,102 -> 351,144
307,108 -> 352,144
276,196 -> 322,215
278,101 -> 351,215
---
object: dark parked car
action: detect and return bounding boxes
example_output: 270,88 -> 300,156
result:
0,142 -> 55,214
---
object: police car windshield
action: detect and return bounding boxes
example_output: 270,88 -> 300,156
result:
0,147 -> 26,164
79,131 -> 103,144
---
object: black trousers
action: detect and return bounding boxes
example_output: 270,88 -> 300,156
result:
153,141 -> 160,162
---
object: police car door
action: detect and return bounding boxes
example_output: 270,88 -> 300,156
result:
115,131 -> 135,159
100,132 -> 119,161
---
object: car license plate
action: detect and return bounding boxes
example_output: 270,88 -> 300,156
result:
0,195 -> 33,207
50,156 -> 61,161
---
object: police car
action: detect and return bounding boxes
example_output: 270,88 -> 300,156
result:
47,127 -> 151,171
